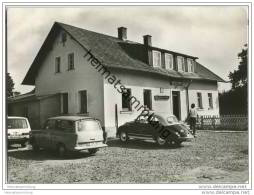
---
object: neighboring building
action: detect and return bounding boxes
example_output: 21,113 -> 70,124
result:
8,22 -> 224,136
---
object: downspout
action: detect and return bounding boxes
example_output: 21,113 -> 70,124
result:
185,79 -> 193,117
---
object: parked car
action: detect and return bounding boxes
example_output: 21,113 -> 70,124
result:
7,116 -> 31,147
117,113 -> 194,146
29,116 -> 107,156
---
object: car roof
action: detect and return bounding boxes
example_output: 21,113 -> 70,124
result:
154,113 -> 176,118
8,116 -> 28,119
139,112 -> 175,118
48,115 -> 95,121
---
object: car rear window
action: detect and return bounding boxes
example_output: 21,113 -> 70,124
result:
78,120 -> 101,131
167,116 -> 179,124
8,119 -> 28,129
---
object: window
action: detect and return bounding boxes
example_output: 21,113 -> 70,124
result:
143,89 -> 152,110
152,51 -> 161,68
61,32 -> 67,46
55,57 -> 61,73
187,58 -> 195,73
197,92 -> 203,109
8,119 -> 28,129
165,53 -> 174,70
62,93 -> 68,114
122,88 -> 132,111
44,120 -> 55,130
208,93 -> 213,109
68,53 -> 74,70
177,56 -> 185,72
78,120 -> 101,132
79,90 -> 88,113
56,120 -> 74,132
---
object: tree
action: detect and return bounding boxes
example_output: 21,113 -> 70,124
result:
229,44 -> 247,89
7,72 -> 14,97
219,44 -> 248,115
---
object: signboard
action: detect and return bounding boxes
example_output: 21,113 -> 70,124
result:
154,95 -> 170,101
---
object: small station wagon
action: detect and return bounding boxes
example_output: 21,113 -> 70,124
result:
29,116 -> 107,156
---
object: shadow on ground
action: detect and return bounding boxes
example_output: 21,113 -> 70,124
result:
107,139 -> 185,150
8,147 -> 95,161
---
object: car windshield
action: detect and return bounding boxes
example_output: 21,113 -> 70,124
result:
8,118 -> 28,129
78,120 -> 101,131
166,116 -> 179,124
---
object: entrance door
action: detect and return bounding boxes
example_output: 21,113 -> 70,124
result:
172,91 -> 181,120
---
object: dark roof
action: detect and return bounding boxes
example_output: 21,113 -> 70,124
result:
22,22 -> 225,85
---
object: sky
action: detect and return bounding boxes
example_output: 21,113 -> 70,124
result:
7,6 -> 248,93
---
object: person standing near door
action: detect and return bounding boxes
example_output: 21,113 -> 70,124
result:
189,103 -> 198,137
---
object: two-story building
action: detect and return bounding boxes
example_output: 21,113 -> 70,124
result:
8,22 -> 225,136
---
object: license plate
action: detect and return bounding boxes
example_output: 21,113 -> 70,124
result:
85,142 -> 97,147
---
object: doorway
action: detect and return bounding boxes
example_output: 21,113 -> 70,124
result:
172,91 -> 181,120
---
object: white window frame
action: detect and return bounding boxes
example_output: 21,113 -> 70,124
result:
152,50 -> 162,68
187,58 -> 195,73
208,93 -> 213,109
177,56 -> 185,72
165,53 -> 174,70
197,92 -> 203,109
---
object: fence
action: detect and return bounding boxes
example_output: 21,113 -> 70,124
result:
196,115 -> 248,131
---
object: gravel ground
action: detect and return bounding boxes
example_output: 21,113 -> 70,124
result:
7,131 -> 248,184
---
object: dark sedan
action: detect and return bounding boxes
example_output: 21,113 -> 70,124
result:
117,113 -> 194,146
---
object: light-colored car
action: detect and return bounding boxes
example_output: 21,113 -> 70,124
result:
7,116 -> 31,147
29,116 -> 107,156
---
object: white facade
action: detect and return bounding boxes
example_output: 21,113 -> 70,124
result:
33,29 -> 220,137
35,30 -> 105,124
103,70 -> 219,136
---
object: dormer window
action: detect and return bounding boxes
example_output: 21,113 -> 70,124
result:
187,58 -> 195,73
152,50 -> 161,68
177,56 -> 185,72
165,53 -> 174,70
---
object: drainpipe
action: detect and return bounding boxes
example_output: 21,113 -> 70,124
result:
185,79 -> 193,117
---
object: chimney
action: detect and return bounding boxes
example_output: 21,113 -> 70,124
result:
143,35 -> 152,47
118,27 -> 127,40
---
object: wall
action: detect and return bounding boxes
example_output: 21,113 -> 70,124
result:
8,100 -> 41,129
103,70 -> 220,137
188,81 -> 220,116
39,94 -> 61,127
35,30 -> 104,124
103,69 -> 188,137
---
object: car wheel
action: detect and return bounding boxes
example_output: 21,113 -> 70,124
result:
88,148 -> 98,155
31,142 -> 40,152
120,131 -> 128,142
21,141 -> 29,148
168,140 -> 182,147
156,136 -> 166,146
57,144 -> 66,157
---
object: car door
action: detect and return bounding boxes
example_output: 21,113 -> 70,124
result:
50,120 -> 76,150
49,119 -> 63,150
138,115 -> 156,138
148,115 -> 161,138
130,115 -> 150,138
40,119 -> 55,148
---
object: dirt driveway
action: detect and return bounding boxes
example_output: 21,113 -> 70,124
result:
7,131 -> 248,184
